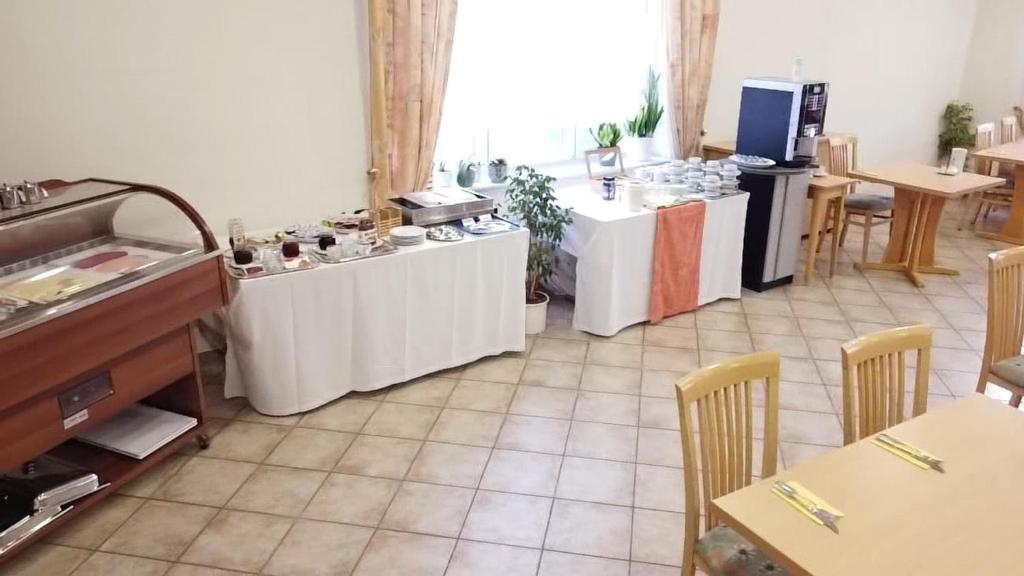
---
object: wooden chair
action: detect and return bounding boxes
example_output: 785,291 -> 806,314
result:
976,246 -> 1024,407
676,351 -> 788,576
840,325 -> 932,445
960,121 -> 1013,229
834,135 -> 894,267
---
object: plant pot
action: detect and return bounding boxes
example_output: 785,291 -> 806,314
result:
433,171 -> 453,188
457,167 -> 478,188
631,136 -> 657,161
525,291 -> 549,335
488,164 -> 508,183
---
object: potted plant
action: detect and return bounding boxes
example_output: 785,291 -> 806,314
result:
488,158 -> 509,183
589,122 -> 623,166
938,101 -> 975,162
624,67 -> 664,161
457,160 -> 479,187
504,165 -> 573,334
433,161 -> 453,188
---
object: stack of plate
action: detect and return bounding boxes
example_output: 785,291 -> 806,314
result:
389,225 -> 426,246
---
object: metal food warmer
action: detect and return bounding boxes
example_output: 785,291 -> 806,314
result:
0,178 -> 225,561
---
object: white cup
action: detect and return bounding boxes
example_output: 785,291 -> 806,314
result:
625,183 -> 646,212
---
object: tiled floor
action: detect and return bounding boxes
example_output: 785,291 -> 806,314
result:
2,204 -> 1015,576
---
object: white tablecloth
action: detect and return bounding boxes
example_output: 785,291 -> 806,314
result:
224,229 -> 528,415
553,186 -> 748,336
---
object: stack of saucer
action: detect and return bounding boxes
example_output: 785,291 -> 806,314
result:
389,225 -> 426,246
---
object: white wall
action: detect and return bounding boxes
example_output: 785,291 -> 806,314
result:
0,0 -> 370,235
704,0 -> 978,166
958,0 -> 1024,129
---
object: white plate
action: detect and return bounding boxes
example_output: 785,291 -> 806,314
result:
728,154 -> 776,168
390,225 -> 427,239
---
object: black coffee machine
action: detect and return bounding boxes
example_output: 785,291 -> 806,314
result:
736,78 -> 829,168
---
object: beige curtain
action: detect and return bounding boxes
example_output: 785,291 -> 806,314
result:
369,0 -> 458,207
665,0 -> 721,159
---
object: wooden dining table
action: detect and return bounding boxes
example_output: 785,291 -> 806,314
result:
972,139 -> 1024,244
711,395 -> 1024,575
849,163 -> 1005,286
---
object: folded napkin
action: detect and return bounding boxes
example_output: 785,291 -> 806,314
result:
648,201 -> 706,323
771,481 -> 843,526
871,437 -> 941,470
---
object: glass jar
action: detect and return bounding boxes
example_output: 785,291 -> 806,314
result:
358,218 -> 377,245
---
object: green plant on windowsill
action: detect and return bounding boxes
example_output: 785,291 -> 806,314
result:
624,67 -> 664,138
938,101 -> 975,161
456,160 -> 479,188
589,122 -> 623,148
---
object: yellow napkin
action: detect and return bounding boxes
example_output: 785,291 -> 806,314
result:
771,481 -> 844,526
871,438 -> 936,470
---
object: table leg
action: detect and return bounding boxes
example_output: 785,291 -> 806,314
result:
977,164 -> 1024,245
829,191 -> 846,277
805,191 -> 829,281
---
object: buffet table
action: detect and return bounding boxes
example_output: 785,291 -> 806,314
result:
553,185 -> 748,336
224,229 -> 528,415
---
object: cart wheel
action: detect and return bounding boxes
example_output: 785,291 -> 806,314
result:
197,434 -> 211,450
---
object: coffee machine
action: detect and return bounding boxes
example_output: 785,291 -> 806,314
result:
735,78 -> 829,167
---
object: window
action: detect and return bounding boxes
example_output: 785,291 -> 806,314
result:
435,0 -> 667,171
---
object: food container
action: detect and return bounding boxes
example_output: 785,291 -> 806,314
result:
389,189 -> 494,226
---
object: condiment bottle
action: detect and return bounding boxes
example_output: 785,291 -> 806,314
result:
358,217 -> 378,245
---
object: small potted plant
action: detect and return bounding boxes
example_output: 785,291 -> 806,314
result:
937,101 -> 975,162
433,161 -> 453,188
503,165 -> 573,334
456,160 -> 479,188
488,158 -> 509,183
589,122 -> 623,166
624,67 -> 664,161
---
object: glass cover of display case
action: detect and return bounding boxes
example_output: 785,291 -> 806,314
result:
0,179 -> 220,338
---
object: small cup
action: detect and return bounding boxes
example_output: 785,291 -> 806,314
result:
282,241 -> 300,258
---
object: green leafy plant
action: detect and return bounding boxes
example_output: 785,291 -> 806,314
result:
456,160 -> 479,187
589,122 -> 623,148
938,101 -> 975,160
489,158 -> 507,168
436,161 -> 448,172
624,67 -> 664,138
503,166 -> 573,304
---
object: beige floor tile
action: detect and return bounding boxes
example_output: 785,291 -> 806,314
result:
933,327 -> 973,350
779,409 -> 843,446
746,314 -> 801,336
644,326 -> 698,349
937,369 -> 981,397
879,292 -> 935,310
531,337 -> 588,363
565,421 -> 637,462
446,380 -> 516,412
99,500 -> 215,560
520,359 -> 583,389
227,466 -> 325,516
695,310 -> 748,332
825,275 -> 874,292
792,301 -> 845,321
697,330 -> 753,354
462,491 -> 552,548
538,551 -> 629,576
496,415 -> 570,454
944,311 -> 987,331
892,306 -> 949,327
929,294 -> 984,314
742,297 -> 794,317
786,284 -> 836,303
298,398 -> 379,432
335,435 -> 421,479
234,407 -> 301,426
47,494 -> 143,549
660,311 -> 696,328
580,364 -> 642,395
751,333 -> 810,358
639,396 -> 680,430
602,324 -> 646,344
586,342 -> 643,368
180,510 -> 292,572
445,540 -> 540,576
428,408 -> 504,447
353,530 -> 455,576
840,304 -> 897,324
830,287 -> 882,306
155,457 -> 256,507
509,385 -> 577,419
71,552 -> 170,576
406,441 -> 490,487
573,391 -> 639,426
631,508 -> 684,566
265,428 -> 354,471
641,370 -> 684,398
797,317 -> 854,339
462,356 -> 526,383
815,359 -> 843,386
806,337 -> 844,361
780,357 -> 823,384
776,381 -> 836,413
643,346 -> 701,371
199,421 -> 289,463
383,377 -> 457,407
637,427 -> 682,467
699,350 -> 744,367
118,454 -> 188,498
480,449 -> 561,496
362,402 -> 441,439
263,519 -> 372,576
781,442 -> 836,469
544,499 -> 632,559
634,464 -> 683,512
630,562 -> 682,576
0,544 -> 90,576
928,347 -> 982,373
302,473 -> 400,526
702,298 -> 746,312
166,565 -> 248,575
380,481 -> 474,537
556,457 -> 634,506
541,321 -> 591,341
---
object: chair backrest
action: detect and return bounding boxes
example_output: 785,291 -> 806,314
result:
840,325 -> 932,445
675,351 -> 780,572
983,246 -> 1024,372
819,134 -> 858,178
1001,115 -> 1018,144
975,122 -> 997,176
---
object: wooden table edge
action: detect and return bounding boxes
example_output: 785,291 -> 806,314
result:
709,497 -> 814,576
848,168 -> 1006,197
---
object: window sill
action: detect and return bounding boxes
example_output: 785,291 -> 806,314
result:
467,156 -> 674,195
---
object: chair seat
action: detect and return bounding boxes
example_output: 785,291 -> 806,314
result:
695,526 -> 790,576
844,193 -> 893,213
992,355 -> 1024,387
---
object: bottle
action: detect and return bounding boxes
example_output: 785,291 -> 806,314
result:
358,217 -> 377,245
228,218 -> 246,249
